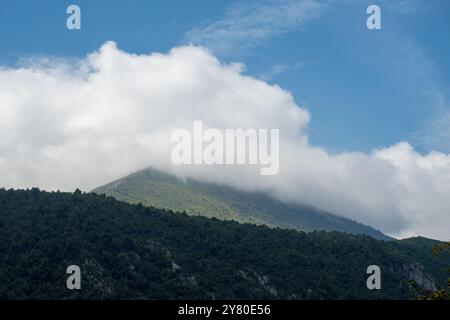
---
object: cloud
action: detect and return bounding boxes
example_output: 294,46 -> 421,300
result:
0,42 -> 449,240
413,93 -> 450,152
382,0 -> 424,14
259,64 -> 289,81
398,40 -> 450,153
258,61 -> 305,81
184,0 -> 325,55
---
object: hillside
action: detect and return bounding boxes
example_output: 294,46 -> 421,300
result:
93,168 -> 390,240
0,188 -> 448,299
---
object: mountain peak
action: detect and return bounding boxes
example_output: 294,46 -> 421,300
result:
93,168 -> 392,240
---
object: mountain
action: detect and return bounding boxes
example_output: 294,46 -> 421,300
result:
0,188 -> 448,299
93,168 -> 391,240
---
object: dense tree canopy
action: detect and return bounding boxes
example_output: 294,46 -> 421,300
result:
0,188 -> 448,299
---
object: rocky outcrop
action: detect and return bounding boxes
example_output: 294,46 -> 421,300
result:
402,263 -> 437,292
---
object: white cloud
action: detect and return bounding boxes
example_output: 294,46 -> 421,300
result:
258,61 -> 305,81
259,64 -> 289,81
0,42 -> 449,240
184,0 -> 325,55
412,89 -> 450,153
382,0 -> 424,14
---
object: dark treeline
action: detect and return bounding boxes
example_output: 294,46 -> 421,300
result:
0,188 -> 448,299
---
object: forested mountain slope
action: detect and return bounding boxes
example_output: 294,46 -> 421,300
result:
94,168 -> 390,240
0,188 -> 447,299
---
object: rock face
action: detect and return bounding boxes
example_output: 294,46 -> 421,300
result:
402,264 -> 437,292
236,270 -> 278,297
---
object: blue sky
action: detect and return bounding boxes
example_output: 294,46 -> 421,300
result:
0,0 -> 449,153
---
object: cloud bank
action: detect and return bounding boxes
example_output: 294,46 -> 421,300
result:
0,42 -> 449,240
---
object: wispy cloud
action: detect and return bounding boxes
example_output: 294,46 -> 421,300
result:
382,0 -> 425,14
399,41 -> 450,153
414,95 -> 450,152
184,0 -> 325,55
258,61 -> 305,81
259,63 -> 289,81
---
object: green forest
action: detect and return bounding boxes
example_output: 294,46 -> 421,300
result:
0,188 -> 448,299
94,168 -> 390,240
